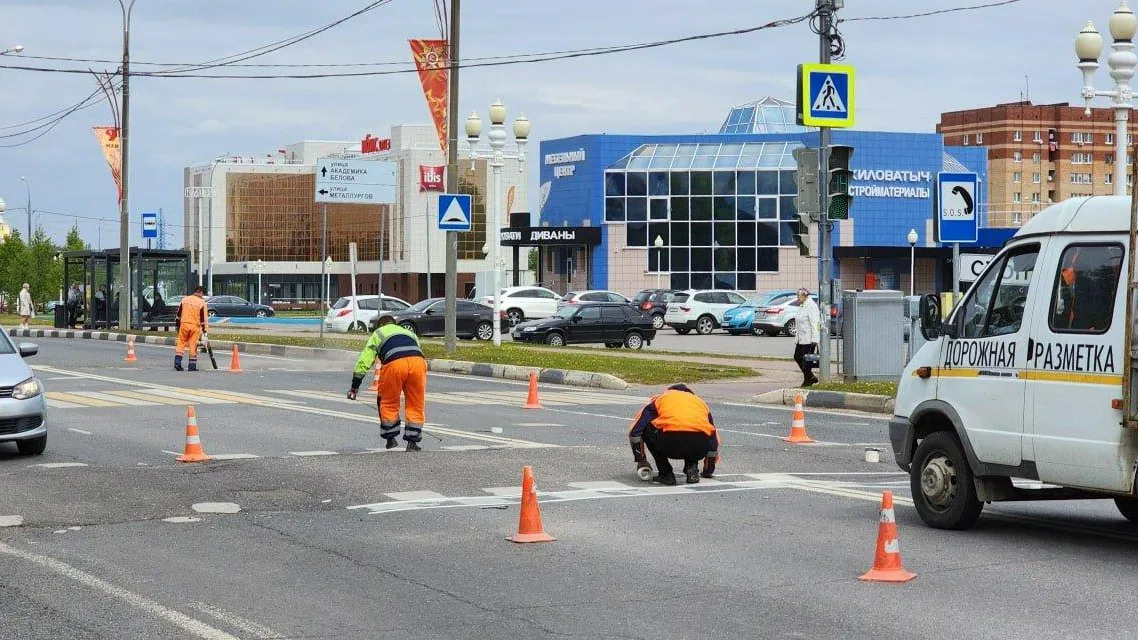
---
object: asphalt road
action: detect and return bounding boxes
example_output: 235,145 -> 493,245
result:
3,336 -> 1138,639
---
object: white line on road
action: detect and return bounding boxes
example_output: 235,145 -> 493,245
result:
289,450 -> 338,457
719,401 -> 892,420
189,602 -> 286,639
28,462 -> 88,469
0,541 -> 241,640
67,428 -> 92,435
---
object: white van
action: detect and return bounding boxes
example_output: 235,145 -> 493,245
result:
894,195 -> 1138,530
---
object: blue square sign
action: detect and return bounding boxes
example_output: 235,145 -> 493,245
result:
937,172 -> 979,243
797,63 -> 856,128
141,212 -> 158,239
437,194 -> 472,231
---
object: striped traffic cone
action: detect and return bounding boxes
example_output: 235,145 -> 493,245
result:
124,336 -> 137,363
176,406 -> 212,463
783,393 -> 814,443
859,490 -> 917,583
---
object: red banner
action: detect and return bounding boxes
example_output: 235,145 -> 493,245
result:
408,39 -> 449,154
420,165 -> 445,192
92,126 -> 123,203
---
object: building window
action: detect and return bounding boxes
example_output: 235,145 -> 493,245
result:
1032,152 -> 1041,164
1013,130 -> 1022,142
1107,153 -> 1115,164
1107,173 -> 1114,185
1013,151 -> 1022,162
1130,135 -> 1135,145
1033,131 -> 1042,143
1013,172 -> 1022,183
1072,152 -> 1093,164
1069,173 -> 1093,185
1033,172 -> 1041,184
1031,193 -> 1040,204
962,135 -> 970,145
1107,133 -> 1115,144
976,132 -> 984,144
1013,192 -> 1022,203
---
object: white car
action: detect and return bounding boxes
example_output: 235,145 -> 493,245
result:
556,290 -> 631,310
663,289 -> 748,335
323,295 -> 411,332
475,286 -> 560,325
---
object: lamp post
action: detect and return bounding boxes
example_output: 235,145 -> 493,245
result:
254,259 -> 264,305
653,235 -> 664,290
19,177 -> 30,239
466,99 -> 531,347
907,228 -> 918,297
116,0 -> 137,331
1076,1 -> 1138,196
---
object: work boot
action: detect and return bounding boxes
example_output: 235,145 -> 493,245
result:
174,355 -> 183,371
652,473 -> 677,486
683,462 -> 700,484
384,438 -> 399,450
405,441 -> 422,452
188,362 -> 198,372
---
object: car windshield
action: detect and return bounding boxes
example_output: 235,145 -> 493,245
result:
0,331 -> 14,355
742,293 -> 778,308
560,292 -> 577,301
332,297 -> 351,310
555,306 -> 578,319
406,299 -> 438,312
632,292 -> 651,303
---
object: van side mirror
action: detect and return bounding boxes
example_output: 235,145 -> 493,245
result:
918,295 -> 943,341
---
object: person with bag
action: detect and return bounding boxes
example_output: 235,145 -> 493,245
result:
793,288 -> 822,387
17,283 -> 33,329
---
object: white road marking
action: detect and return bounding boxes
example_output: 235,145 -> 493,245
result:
189,602 -> 286,639
28,462 -> 88,469
163,516 -> 202,523
45,398 -> 86,409
515,423 -> 563,427
0,541 -> 241,639
0,515 -> 23,527
69,391 -> 159,406
384,490 -> 448,501
138,388 -> 231,405
720,401 -> 893,420
209,453 -> 260,460
567,481 -> 636,490
191,502 -> 241,514
266,390 -> 357,404
440,445 -> 489,451
67,428 -> 92,435
482,486 -> 523,498
289,450 -> 338,457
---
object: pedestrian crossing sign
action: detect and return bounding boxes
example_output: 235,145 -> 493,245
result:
797,63 -> 856,128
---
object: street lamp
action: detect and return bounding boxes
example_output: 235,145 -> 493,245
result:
116,0 -> 138,330
653,235 -> 664,290
324,256 -> 334,308
19,177 -> 30,239
254,259 -> 264,305
466,98 -> 530,347
1076,1 -> 1138,196
0,45 -> 23,56
907,228 -> 918,297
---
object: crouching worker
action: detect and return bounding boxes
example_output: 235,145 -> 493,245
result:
628,383 -> 720,485
347,316 -> 428,451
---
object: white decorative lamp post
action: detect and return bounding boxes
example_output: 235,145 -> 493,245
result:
907,228 -> 918,297
653,235 -> 665,290
1077,1 -> 1138,196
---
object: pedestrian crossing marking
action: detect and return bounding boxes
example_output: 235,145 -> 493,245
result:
45,392 -> 122,408
105,390 -> 193,406
138,388 -> 231,405
270,389 -> 647,407
70,391 -> 160,406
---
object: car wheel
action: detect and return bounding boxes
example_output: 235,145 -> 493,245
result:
475,321 -> 493,341
399,321 -> 417,334
910,431 -> 984,530
16,433 -> 46,456
651,314 -> 665,330
207,309 -> 217,318
696,316 -> 715,335
624,332 -> 644,350
604,342 -> 622,348
507,309 -> 524,326
255,310 -> 267,318
783,319 -> 796,336
351,322 -> 368,332
544,332 -> 565,347
675,328 -> 692,335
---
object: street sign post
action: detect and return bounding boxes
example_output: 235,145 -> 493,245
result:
796,63 -> 856,128
314,158 -> 397,204
141,212 -> 158,239
437,194 -> 472,232
937,171 -> 980,297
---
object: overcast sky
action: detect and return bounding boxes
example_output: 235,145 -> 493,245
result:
0,0 -> 1111,247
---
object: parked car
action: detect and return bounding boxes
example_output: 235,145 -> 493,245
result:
629,289 -> 674,330
324,295 -> 411,333
752,292 -> 815,336
0,330 -> 46,455
372,297 -> 508,340
663,289 -> 748,335
512,302 -> 656,349
474,286 -> 560,325
721,289 -> 798,335
557,290 -> 631,311
204,295 -> 275,318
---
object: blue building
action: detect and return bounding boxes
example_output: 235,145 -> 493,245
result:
532,97 -> 1011,296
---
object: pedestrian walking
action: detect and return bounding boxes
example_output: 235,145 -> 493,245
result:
792,288 -> 821,387
347,316 -> 427,451
17,283 -> 33,329
174,286 -> 209,371
628,383 -> 720,485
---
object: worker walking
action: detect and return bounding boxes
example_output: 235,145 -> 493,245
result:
628,383 -> 720,485
347,316 -> 427,451
174,286 -> 209,372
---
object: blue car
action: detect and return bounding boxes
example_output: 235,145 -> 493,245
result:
721,289 -> 798,335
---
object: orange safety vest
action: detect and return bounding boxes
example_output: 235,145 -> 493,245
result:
178,295 -> 208,329
649,389 -> 715,436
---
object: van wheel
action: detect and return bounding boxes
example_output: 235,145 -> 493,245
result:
910,431 -> 983,530
1114,498 -> 1138,524
16,434 -> 46,456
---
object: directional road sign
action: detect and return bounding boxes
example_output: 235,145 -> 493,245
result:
141,212 -> 158,239
937,172 -> 979,243
797,63 -> 856,128
315,158 -> 397,204
437,194 -> 472,232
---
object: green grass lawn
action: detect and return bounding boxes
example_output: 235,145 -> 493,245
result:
0,313 -> 53,327
812,380 -> 898,397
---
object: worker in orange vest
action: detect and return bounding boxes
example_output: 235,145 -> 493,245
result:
628,383 -> 720,485
174,286 -> 209,371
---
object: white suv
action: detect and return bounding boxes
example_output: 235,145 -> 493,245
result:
474,286 -> 560,325
664,289 -> 748,335
323,295 -> 410,332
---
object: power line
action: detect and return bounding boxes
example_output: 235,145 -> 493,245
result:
841,0 -> 1024,22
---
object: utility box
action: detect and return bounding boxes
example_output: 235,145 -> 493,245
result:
842,289 -> 906,381
904,295 -> 926,363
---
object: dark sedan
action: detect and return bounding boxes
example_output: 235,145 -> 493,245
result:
205,295 -> 275,318
370,298 -> 508,340
511,302 -> 656,349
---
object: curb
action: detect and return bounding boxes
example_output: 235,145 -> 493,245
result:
7,329 -> 630,390
750,387 -> 895,414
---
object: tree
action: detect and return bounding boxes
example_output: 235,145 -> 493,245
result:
0,231 -> 29,311
64,224 -> 88,252
27,227 -> 59,306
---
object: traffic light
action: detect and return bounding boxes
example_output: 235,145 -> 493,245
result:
792,147 -> 819,257
827,144 -> 854,220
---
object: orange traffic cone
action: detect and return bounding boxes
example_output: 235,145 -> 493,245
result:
783,393 -> 814,443
369,364 -> 381,392
124,336 -> 137,363
523,371 -> 542,409
176,406 -> 212,463
859,490 -> 916,583
228,344 -> 244,373
508,465 -> 555,543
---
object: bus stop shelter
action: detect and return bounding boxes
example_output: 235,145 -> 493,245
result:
61,248 -> 192,330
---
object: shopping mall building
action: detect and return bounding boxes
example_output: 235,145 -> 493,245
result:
534,97 -> 1014,296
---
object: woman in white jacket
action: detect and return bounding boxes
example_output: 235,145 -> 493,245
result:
17,283 -> 33,329
792,288 -> 821,387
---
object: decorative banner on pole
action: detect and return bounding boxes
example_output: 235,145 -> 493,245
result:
419,165 -> 445,192
93,126 -> 123,203
408,39 -> 449,154
506,185 -> 516,215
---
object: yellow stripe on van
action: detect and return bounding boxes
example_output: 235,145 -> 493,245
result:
1019,370 -> 1122,385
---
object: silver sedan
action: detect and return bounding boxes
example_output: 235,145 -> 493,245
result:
0,330 -> 46,455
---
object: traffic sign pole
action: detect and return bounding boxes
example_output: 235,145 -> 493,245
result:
817,0 -> 835,383
444,0 -> 461,357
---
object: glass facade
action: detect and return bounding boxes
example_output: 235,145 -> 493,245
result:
605,142 -> 802,290
718,97 -> 811,135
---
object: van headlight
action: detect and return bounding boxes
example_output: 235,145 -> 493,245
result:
12,377 -> 42,400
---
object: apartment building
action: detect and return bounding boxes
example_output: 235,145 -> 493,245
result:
938,101 -> 1138,227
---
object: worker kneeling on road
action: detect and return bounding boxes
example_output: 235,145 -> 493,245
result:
628,383 -> 720,485
174,286 -> 208,372
348,316 -> 428,452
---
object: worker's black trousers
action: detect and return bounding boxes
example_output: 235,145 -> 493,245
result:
643,427 -> 710,478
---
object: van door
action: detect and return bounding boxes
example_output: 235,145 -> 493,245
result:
939,242 -> 1043,468
1027,239 -> 1133,490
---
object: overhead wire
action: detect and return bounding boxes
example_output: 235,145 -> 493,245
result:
840,0 -> 1024,22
